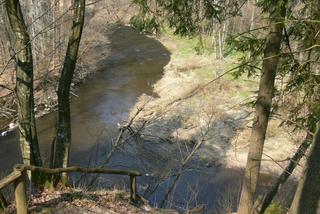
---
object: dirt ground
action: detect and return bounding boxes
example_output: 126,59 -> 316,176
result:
3,188 -> 178,214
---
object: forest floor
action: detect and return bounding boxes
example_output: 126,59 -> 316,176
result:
3,188 -> 177,214
130,31 -> 305,177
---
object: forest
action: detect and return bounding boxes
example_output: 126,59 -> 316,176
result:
0,0 -> 319,213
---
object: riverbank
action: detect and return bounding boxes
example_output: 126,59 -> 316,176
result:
130,31 -> 304,177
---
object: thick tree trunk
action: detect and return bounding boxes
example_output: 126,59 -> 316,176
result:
51,0 -> 85,185
6,0 -> 42,169
289,125 -> 320,213
237,1 -> 287,213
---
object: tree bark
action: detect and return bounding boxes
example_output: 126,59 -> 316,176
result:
50,0 -> 85,185
249,0 -> 256,32
6,0 -> 42,169
53,0 -> 61,64
215,23 -> 223,60
237,1 -> 287,213
289,124 -> 320,214
0,5 -> 11,66
30,0 -> 52,73
247,0 -> 256,60
254,134 -> 312,213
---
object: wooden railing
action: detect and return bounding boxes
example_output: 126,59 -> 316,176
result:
0,164 -> 141,214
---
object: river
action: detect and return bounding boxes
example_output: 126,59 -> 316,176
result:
0,26 -> 288,213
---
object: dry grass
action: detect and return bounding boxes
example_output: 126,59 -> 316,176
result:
130,31 -> 302,179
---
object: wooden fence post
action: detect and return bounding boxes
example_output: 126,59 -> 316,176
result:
0,191 -> 8,210
130,175 -> 137,202
14,166 -> 27,214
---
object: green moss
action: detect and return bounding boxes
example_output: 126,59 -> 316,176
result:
265,202 -> 284,214
44,179 -> 55,191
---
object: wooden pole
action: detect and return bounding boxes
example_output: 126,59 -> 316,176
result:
130,175 -> 137,203
0,191 -> 8,210
0,170 -> 23,189
21,164 -> 141,177
13,167 -> 27,214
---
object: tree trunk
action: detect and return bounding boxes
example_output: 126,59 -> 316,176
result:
218,26 -> 223,58
53,0 -> 61,64
51,0 -> 85,185
215,24 -> 223,60
289,125 -> 320,213
237,1 -> 287,213
247,0 -> 256,60
255,134 -> 312,213
6,0 -> 42,169
249,0 -> 256,31
30,0 -> 53,73
0,3 -> 13,66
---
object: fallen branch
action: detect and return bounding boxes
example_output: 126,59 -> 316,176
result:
85,104 -> 148,187
159,111 -> 215,207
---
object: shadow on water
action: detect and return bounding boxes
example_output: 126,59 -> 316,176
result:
100,101 -> 297,212
110,112 -> 245,212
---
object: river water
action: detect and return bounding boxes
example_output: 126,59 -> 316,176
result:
0,26 -> 284,213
